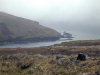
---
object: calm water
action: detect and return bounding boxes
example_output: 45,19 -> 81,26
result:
0,32 -> 99,48
0,38 -> 72,48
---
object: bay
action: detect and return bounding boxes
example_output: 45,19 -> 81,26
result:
0,38 -> 71,48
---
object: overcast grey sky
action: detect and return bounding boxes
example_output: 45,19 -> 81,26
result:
0,0 -> 100,40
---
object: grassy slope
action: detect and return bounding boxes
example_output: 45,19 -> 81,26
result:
55,40 -> 100,46
0,12 -> 60,42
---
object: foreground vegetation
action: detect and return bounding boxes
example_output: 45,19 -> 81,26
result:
0,40 -> 100,75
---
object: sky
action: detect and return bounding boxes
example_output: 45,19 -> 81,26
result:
0,0 -> 100,40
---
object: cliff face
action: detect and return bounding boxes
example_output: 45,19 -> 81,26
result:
0,12 -> 61,42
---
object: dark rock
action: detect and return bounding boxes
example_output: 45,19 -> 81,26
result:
8,56 -> 19,61
95,71 -> 100,75
1,56 -> 8,60
56,56 -> 63,60
17,62 -> 32,70
21,64 -> 31,70
77,53 -> 86,61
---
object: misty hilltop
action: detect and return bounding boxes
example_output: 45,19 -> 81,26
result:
0,12 -> 61,42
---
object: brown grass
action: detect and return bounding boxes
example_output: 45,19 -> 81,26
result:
0,40 -> 100,75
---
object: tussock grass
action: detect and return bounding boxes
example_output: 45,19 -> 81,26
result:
0,40 -> 100,75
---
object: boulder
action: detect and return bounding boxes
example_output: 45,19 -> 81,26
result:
77,53 -> 86,61
56,56 -> 63,60
20,64 -> 31,70
17,62 -> 32,70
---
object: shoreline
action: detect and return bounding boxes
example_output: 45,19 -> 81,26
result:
0,40 -> 100,56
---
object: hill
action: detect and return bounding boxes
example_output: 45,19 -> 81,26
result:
54,40 -> 100,46
0,12 -> 61,42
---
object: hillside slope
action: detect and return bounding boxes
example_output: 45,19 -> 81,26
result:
0,12 -> 61,42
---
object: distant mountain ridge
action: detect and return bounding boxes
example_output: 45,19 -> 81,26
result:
0,12 -> 61,42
